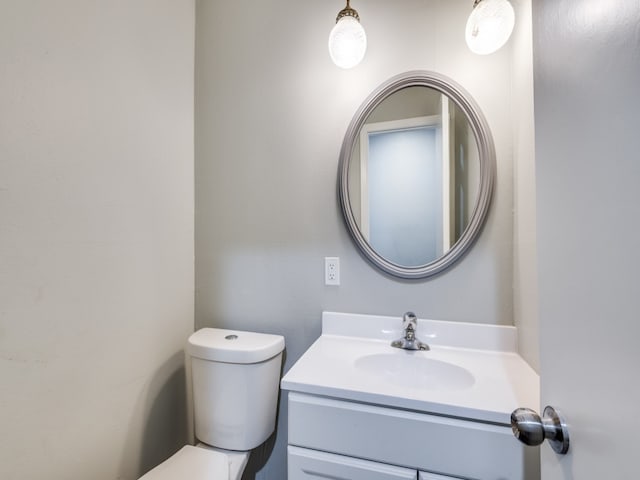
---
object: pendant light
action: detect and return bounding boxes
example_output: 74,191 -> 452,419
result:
465,0 -> 515,55
328,0 -> 367,69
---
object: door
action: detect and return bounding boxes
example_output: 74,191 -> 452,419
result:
533,0 -> 640,478
360,115 -> 444,266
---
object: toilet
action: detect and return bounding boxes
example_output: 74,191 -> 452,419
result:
139,328 -> 285,480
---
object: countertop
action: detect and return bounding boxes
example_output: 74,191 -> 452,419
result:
281,312 -> 539,425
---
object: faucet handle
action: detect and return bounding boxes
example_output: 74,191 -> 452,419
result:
402,311 -> 417,330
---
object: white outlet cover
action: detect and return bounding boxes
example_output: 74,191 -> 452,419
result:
324,257 -> 340,286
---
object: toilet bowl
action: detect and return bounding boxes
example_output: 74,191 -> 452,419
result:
139,328 -> 285,480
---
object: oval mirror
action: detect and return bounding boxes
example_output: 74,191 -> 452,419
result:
338,71 -> 496,279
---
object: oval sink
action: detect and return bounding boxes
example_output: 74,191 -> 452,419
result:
354,353 -> 475,390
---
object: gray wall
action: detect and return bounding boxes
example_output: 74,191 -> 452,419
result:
0,2 -> 195,479
511,0 -> 539,372
195,0 -> 531,478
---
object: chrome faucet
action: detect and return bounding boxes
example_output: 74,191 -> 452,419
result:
391,311 -> 429,351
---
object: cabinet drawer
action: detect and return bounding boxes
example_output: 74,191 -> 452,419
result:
419,472 -> 458,479
288,392 -> 529,480
288,446 -> 416,480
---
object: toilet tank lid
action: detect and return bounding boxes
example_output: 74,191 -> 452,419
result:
188,328 -> 285,364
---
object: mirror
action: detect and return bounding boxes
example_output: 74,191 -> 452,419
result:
338,71 -> 496,279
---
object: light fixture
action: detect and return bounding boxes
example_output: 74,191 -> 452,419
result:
465,0 -> 515,55
328,0 -> 367,69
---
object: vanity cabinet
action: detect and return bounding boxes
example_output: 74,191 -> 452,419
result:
281,312 -> 539,480
287,392 -> 531,480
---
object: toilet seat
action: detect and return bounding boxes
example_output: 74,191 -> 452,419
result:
139,445 -> 229,480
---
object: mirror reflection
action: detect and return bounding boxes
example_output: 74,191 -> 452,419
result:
347,86 -> 480,267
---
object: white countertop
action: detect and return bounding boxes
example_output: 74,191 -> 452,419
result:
281,312 -> 539,425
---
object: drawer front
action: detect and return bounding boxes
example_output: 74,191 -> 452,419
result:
288,446 -> 417,480
288,392 -> 528,480
419,472 -> 459,479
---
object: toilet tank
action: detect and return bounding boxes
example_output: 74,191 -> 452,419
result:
187,328 -> 285,451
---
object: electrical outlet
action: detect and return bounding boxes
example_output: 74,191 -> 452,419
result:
325,257 -> 340,286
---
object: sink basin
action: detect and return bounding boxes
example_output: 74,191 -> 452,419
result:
354,353 -> 475,390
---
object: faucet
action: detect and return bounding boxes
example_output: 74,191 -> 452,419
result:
391,311 -> 429,351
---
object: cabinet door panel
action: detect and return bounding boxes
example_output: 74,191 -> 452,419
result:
288,446 -> 416,480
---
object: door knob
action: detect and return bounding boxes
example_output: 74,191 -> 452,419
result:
510,405 -> 570,454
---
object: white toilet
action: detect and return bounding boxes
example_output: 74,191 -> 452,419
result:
139,328 -> 285,480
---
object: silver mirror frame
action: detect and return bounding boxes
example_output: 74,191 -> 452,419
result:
338,71 -> 496,279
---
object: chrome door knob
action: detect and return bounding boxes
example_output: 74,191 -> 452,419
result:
510,405 -> 570,454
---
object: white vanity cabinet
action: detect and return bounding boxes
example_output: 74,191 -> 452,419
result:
281,312 -> 540,480
286,392 -> 529,480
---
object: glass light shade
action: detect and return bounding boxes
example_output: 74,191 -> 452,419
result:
328,16 -> 367,69
465,0 -> 515,55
